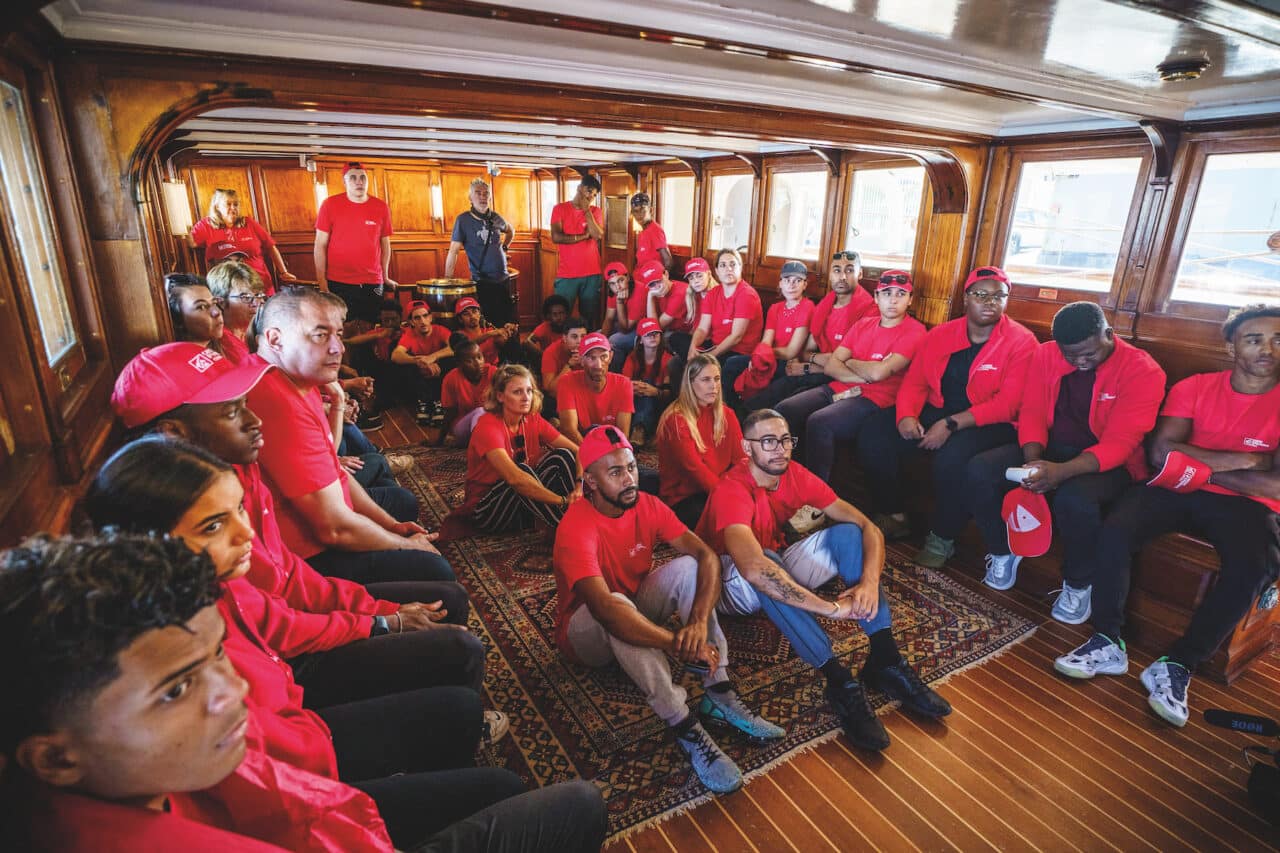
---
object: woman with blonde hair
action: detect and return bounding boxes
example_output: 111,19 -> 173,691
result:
191,187 -> 297,294
656,353 -> 746,528
463,364 -> 581,532
205,259 -> 266,363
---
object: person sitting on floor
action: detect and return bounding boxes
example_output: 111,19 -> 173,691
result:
737,260 -> 814,411
856,266 -> 1037,567
166,272 -> 226,355
698,408 -> 952,752
206,260 -> 266,364
0,532 -> 608,853
248,287 -> 453,585
966,302 -> 1165,622
622,317 -> 672,446
1054,304 -> 1280,728
656,354 -> 747,529
522,294 -> 570,364
541,314 -> 588,397
463,364 -> 581,532
440,333 -> 497,446
602,260 -> 649,371
391,300 -> 453,428
456,296 -> 517,366
776,269 -> 926,482
553,426 -> 784,795
556,332 -> 635,445
342,299 -> 407,419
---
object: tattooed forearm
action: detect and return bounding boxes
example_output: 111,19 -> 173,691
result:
758,564 -> 807,605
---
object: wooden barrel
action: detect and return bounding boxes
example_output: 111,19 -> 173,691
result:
414,279 -> 476,319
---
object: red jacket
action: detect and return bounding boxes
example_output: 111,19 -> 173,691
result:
1017,337 -> 1166,480
218,581 -> 339,779
895,314 -> 1037,427
236,464 -> 398,618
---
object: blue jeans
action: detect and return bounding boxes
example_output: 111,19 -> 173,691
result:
608,330 -> 636,373
718,523 -> 892,668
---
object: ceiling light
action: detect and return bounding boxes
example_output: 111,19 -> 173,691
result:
1157,56 -> 1210,82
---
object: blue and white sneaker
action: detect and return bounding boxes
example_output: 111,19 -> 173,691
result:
1141,658 -> 1191,727
699,687 -> 786,742
1054,633 -> 1128,679
1049,583 -> 1092,624
674,720 -> 743,793
983,553 -> 1022,591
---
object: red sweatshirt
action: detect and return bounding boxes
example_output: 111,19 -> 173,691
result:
895,314 -> 1037,427
236,464 -> 398,619
1017,337 -> 1166,480
657,404 -> 746,507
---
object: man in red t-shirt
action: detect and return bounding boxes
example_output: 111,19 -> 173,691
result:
522,294 -> 570,363
630,192 -> 673,271
550,175 -> 605,327
440,334 -> 497,445
553,426 -> 782,795
698,409 -> 951,752
314,162 -> 397,325
603,260 -> 653,372
391,300 -> 453,426
557,332 -> 635,444
1055,305 -> 1280,728
541,316 -> 588,419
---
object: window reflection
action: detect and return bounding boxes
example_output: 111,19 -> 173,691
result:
709,173 -> 754,254
846,166 -> 925,268
767,170 -> 828,260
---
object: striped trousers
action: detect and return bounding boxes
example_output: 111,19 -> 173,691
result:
473,446 -> 577,532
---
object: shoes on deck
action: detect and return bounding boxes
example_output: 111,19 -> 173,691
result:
1049,583 -> 1092,625
1141,658 -> 1191,727
860,659 -> 952,718
913,532 -> 955,569
982,552 -> 1022,591
825,679 -> 890,752
674,720 -> 743,794
1054,633 -> 1128,680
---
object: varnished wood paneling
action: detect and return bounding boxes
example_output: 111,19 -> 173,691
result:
391,246 -> 442,285
383,168 -> 435,233
187,164 -> 254,223
441,166 -> 485,225
258,164 -> 320,234
493,173 -> 532,232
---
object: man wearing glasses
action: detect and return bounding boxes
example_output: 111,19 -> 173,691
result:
315,162 -> 398,326
856,266 -> 1038,569
697,409 -> 951,753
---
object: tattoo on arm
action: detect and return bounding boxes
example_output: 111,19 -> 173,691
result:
759,564 -> 807,604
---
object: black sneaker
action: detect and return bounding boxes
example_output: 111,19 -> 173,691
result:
415,400 -> 431,425
357,411 -> 383,432
825,679 -> 890,751
428,400 -> 447,428
859,659 -> 952,718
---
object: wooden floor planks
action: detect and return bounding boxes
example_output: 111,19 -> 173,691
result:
371,411 -> 1280,852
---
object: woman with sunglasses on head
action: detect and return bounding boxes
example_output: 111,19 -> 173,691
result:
855,266 -> 1037,569
464,364 -> 582,532
206,260 -> 266,364
166,272 -> 226,355
191,188 -> 296,295
776,270 -> 927,483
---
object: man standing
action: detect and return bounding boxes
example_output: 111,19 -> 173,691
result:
314,162 -> 397,325
557,333 -> 634,445
551,175 -> 605,327
445,177 -> 517,326
630,192 -> 673,272
966,302 -> 1165,622
699,409 -> 951,752
554,426 -> 784,795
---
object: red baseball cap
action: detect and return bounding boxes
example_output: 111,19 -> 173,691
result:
685,257 -> 710,276
604,262 -> 628,279
636,317 -> 661,338
207,242 -> 249,263
341,161 -> 365,177
1147,449 -> 1211,493
876,269 -> 914,293
112,343 -> 274,429
1003,489 -> 1052,557
455,296 -> 481,314
635,260 -> 666,288
964,266 -> 1010,291
579,331 -> 611,355
579,424 -> 634,470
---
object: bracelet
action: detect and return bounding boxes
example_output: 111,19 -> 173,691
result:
808,353 -> 818,365
394,613 -> 403,634
829,600 -> 840,616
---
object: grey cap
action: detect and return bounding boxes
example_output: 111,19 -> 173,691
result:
780,260 -> 809,279
630,191 -> 651,207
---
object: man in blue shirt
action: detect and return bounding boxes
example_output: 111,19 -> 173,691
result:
445,178 -> 516,324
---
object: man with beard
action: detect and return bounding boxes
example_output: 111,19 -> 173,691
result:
553,426 -> 784,796
455,296 -> 518,366
556,332 -> 635,445
699,409 -> 951,752
445,178 -> 517,326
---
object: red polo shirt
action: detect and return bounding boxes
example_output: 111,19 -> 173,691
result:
700,281 -> 764,355
656,279 -> 697,334
829,316 -> 927,408
697,458 -> 837,555
315,194 -> 393,285
551,201 -> 603,278
191,216 -> 277,295
557,371 -> 635,427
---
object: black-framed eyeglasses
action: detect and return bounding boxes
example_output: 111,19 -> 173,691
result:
831,251 -> 860,262
224,293 -> 267,305
512,433 -> 527,465
744,435 -> 799,451
879,273 -> 910,285
967,290 -> 1009,304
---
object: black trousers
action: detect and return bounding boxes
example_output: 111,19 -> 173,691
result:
1091,486 -> 1280,668
329,280 -> 384,325
308,547 -> 457,584
966,442 -> 1133,583
744,370 -> 830,414
855,404 -> 1016,538
673,494 -> 707,530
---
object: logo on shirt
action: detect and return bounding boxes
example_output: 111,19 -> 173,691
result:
1244,438 -> 1272,449
1098,392 -> 1117,401
628,543 -> 648,558
1007,505 -> 1042,533
870,352 -> 886,360
976,363 -> 999,372
187,349 -> 223,373
1173,465 -> 1199,490
365,220 -> 378,226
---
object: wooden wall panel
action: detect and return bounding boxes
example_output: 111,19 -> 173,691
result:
187,165 -> 254,222
383,168 -> 435,233
259,164 -> 319,234
391,246 -> 442,285
441,167 -> 485,224
493,173 -> 532,232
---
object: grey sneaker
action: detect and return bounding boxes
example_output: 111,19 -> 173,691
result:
873,513 -> 911,541
674,720 -> 743,793
482,709 -> 510,745
1054,633 -> 1128,679
1140,658 -> 1190,727
913,532 -> 955,569
699,687 -> 786,742
982,553 -> 1022,591
1049,583 -> 1092,624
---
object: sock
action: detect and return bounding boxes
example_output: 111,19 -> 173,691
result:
867,628 -> 903,671
819,658 -> 853,688
706,681 -> 733,694
669,713 -> 696,735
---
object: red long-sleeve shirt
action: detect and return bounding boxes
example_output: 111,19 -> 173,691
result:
895,314 -> 1037,427
657,404 -> 746,507
1017,337 -> 1166,480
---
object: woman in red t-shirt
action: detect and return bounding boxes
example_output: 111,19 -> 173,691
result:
165,272 -> 227,355
440,333 -> 497,445
206,261 -> 266,365
656,353 -> 747,528
190,189 -> 296,295
466,364 -> 582,532
690,248 -> 764,408
622,318 -> 672,445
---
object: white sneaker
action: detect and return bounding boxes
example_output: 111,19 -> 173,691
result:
386,453 -> 415,476
1140,658 -> 1190,727
982,553 -> 1022,591
482,709 -> 510,744
788,505 -> 826,536
1054,633 -> 1128,679
1049,583 -> 1092,624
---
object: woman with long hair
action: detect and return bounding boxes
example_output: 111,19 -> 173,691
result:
686,248 -> 763,406
656,354 -> 746,528
622,317 -> 672,446
191,188 -> 297,294
165,272 -> 225,355
205,260 -> 266,363
464,364 -> 582,532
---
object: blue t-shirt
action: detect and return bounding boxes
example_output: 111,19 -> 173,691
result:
451,210 -> 509,280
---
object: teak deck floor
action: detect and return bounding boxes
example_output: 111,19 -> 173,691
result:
373,408 -> 1280,852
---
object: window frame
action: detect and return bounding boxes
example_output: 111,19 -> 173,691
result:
652,163 -> 698,253
703,166 -> 757,259
837,155 -> 928,277
758,156 -> 834,267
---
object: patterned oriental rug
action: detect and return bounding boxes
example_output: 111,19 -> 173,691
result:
394,445 -> 1036,840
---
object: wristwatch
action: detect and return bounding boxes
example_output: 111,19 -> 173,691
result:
370,615 -> 391,637
944,416 -> 959,432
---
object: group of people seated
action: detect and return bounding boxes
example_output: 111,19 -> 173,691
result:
1,165 -> 1276,851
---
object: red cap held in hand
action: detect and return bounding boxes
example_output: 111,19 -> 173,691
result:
1003,488 -> 1052,557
